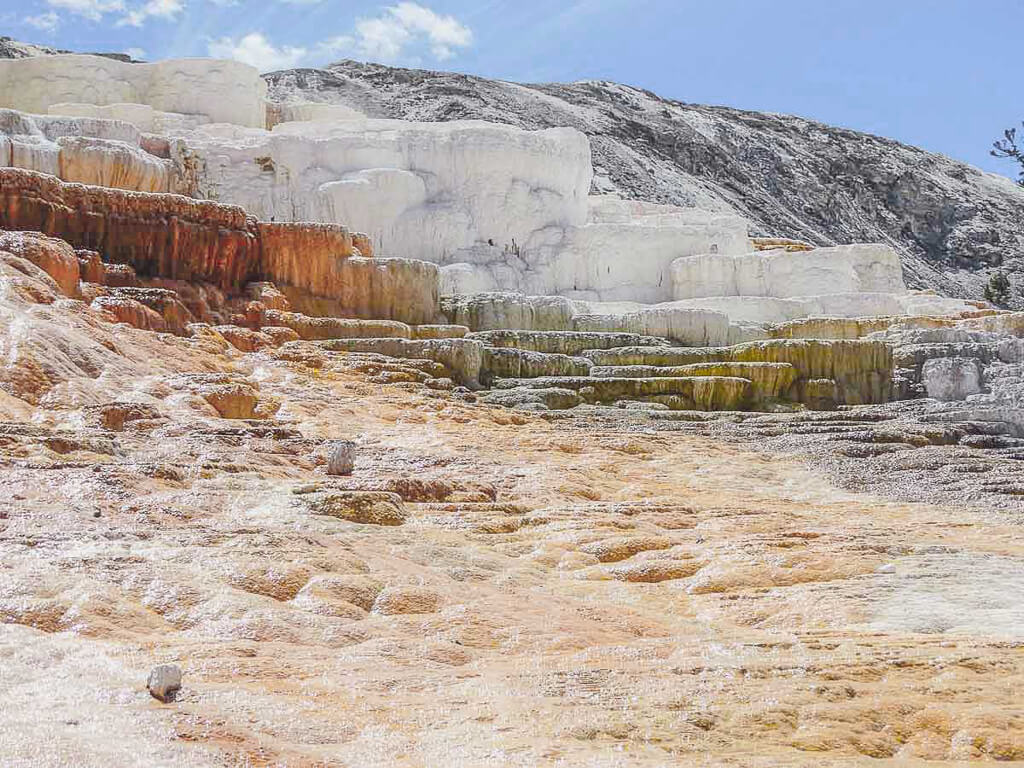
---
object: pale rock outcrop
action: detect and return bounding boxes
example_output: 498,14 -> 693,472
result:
466,330 -> 669,356
441,293 -> 576,332
175,118 -> 592,259
147,665 -> 182,703
591,361 -> 799,401
671,244 -> 906,300
274,256 -> 439,326
270,101 -> 367,126
493,375 -> 754,411
326,440 -> 356,476
0,55 -> 267,127
312,338 -> 485,387
435,203 -> 750,301
573,304 -> 732,346
584,339 -> 893,405
160,117 -> 752,302
262,309 -> 411,341
0,109 -> 175,193
412,325 -> 469,339
922,358 -> 984,402
47,102 -> 211,134
56,135 -> 171,192
536,201 -> 751,302
481,348 -> 591,382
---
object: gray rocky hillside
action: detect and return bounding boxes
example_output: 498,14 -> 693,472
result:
266,61 -> 1024,304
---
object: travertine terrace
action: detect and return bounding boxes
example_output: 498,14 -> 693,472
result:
0,50 -> 1023,767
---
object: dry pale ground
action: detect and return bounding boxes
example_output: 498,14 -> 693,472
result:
0,288 -> 1023,767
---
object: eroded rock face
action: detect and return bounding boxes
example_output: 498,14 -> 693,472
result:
0,168 -> 260,290
0,168 -> 435,324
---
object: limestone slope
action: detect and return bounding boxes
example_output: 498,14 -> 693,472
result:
266,61 -> 1024,303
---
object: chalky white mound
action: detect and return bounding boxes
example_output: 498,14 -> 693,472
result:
0,53 -> 989,348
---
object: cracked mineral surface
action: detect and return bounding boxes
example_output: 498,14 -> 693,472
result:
1,285 -> 1022,766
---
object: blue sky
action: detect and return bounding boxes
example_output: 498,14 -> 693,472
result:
3,0 -> 1021,177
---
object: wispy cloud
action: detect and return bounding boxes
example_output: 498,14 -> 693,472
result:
24,10 -> 61,30
208,32 -> 309,71
45,0 -> 125,22
355,2 -> 472,61
41,0 -> 184,26
117,0 -> 184,27
207,2 -> 473,72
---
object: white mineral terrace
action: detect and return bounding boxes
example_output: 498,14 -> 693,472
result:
0,54 -> 981,329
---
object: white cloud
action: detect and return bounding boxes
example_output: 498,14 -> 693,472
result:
118,0 -> 184,27
208,32 -> 308,71
354,14 -> 411,61
386,2 -> 472,60
206,4 -> 472,73
24,11 -> 60,30
315,35 -> 355,59
45,0 -> 125,22
125,46 -> 146,59
354,2 -> 472,62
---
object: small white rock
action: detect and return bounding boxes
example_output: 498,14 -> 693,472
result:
147,664 -> 182,702
876,563 -> 897,574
